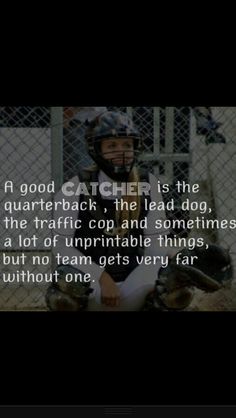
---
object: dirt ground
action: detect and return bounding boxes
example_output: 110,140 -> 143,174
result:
187,279 -> 236,311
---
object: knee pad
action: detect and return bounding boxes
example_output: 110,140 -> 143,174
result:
46,265 -> 93,311
46,285 -> 81,311
142,285 -> 194,311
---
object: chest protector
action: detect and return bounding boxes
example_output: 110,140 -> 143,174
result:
73,169 -> 151,282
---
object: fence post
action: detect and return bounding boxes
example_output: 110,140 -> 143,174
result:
153,107 -> 160,178
51,107 -> 63,192
165,107 -> 175,184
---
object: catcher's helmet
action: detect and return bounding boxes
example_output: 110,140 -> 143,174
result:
85,111 -> 142,180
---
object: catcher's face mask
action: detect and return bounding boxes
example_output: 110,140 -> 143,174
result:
85,111 -> 142,180
100,137 -> 135,178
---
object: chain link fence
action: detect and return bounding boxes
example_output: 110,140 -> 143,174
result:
1,107 -> 236,310
0,107 -> 51,309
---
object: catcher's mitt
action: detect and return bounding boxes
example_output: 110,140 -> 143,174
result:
145,244 -> 233,311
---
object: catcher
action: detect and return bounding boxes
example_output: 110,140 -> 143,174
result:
46,110 -> 233,311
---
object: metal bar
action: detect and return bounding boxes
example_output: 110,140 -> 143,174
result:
165,107 -> 175,183
50,107 -> 63,272
153,107 -> 160,177
126,107 -> 133,118
139,153 -> 191,163
51,107 -> 63,192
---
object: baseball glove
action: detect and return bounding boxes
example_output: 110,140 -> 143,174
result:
145,244 -> 233,310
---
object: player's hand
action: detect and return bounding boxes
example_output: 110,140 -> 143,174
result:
99,271 -> 121,307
